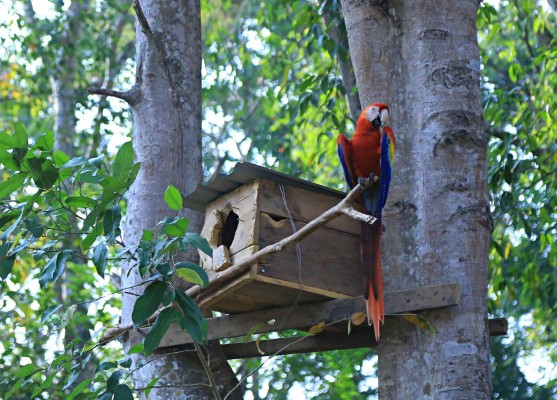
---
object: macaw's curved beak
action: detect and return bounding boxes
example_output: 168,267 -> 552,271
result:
371,117 -> 382,128
380,108 -> 389,128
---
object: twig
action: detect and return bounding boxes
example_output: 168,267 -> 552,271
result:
223,318 -> 349,400
194,343 -> 222,400
98,180 -> 375,344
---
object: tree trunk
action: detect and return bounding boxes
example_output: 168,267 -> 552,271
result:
340,0 -> 492,398
121,1 -> 240,398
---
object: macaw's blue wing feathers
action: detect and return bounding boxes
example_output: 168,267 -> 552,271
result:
379,127 -> 396,214
337,134 -> 356,189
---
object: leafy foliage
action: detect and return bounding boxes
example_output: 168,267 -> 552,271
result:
0,124 -> 209,398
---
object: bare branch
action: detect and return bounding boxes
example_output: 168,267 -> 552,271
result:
87,85 -> 141,106
133,0 -> 152,33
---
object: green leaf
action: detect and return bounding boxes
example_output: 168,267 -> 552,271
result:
144,307 -> 177,355
5,379 -> 24,399
164,185 -> 183,210
39,250 -> 71,287
113,384 -> 134,400
0,212 -> 22,241
100,177 -> 128,205
164,217 -> 189,237
128,342 -> 144,355
0,132 -> 14,151
0,210 -> 20,230
141,229 -> 154,241
24,217 -> 44,238
65,196 -> 96,208
0,172 -> 27,198
53,150 -> 70,167
23,157 -> 59,189
67,379 -> 94,400
89,154 -> 104,167
183,233 -> 213,257
174,289 -> 207,343
82,223 -> 102,251
95,361 -> 118,374
40,304 -> 63,323
106,370 -> 123,393
15,364 -> 35,379
174,261 -> 209,287
62,156 -> 88,168
0,242 -> 16,280
13,122 -> 28,150
77,167 -> 105,183
36,131 -> 55,151
145,377 -> 160,397
103,205 -> 122,244
131,281 -> 168,328
112,141 -> 134,181
93,242 -> 108,277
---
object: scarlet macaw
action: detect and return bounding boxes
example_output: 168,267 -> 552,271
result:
337,103 -> 395,340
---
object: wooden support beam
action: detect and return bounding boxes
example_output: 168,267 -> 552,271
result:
155,282 -> 460,348
222,330 -> 374,359
220,317 -> 508,359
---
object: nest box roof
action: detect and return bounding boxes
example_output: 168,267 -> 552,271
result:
183,162 -> 345,211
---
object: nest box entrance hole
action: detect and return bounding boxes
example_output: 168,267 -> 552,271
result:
219,209 -> 239,250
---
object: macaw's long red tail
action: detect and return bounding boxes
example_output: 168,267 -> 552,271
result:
361,221 -> 384,341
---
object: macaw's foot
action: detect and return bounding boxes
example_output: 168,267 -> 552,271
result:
358,173 -> 379,188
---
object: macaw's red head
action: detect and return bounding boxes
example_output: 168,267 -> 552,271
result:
356,103 -> 389,133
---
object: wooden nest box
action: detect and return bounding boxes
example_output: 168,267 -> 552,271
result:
184,163 -> 361,313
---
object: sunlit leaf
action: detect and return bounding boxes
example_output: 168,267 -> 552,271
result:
402,313 -> 438,336
112,141 -> 134,181
164,184 -> 183,210
0,172 -> 26,198
174,262 -> 209,287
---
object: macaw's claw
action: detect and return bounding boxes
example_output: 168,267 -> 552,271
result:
358,177 -> 368,187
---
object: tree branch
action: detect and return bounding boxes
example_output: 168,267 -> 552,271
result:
87,85 -> 141,106
98,180 -> 375,345
133,0 -> 152,33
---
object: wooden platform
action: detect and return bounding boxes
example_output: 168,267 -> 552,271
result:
159,283 -> 461,346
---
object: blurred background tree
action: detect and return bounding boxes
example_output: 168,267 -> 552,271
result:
0,0 -> 555,398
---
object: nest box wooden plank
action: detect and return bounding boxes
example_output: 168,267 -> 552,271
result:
185,163 -> 361,313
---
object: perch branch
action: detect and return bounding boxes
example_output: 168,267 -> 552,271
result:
98,179 -> 376,345
87,85 -> 141,106
186,179 -> 376,299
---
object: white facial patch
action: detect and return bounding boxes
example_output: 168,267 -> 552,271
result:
367,106 -> 379,122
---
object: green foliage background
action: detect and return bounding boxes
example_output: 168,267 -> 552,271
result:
0,0 -> 555,398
